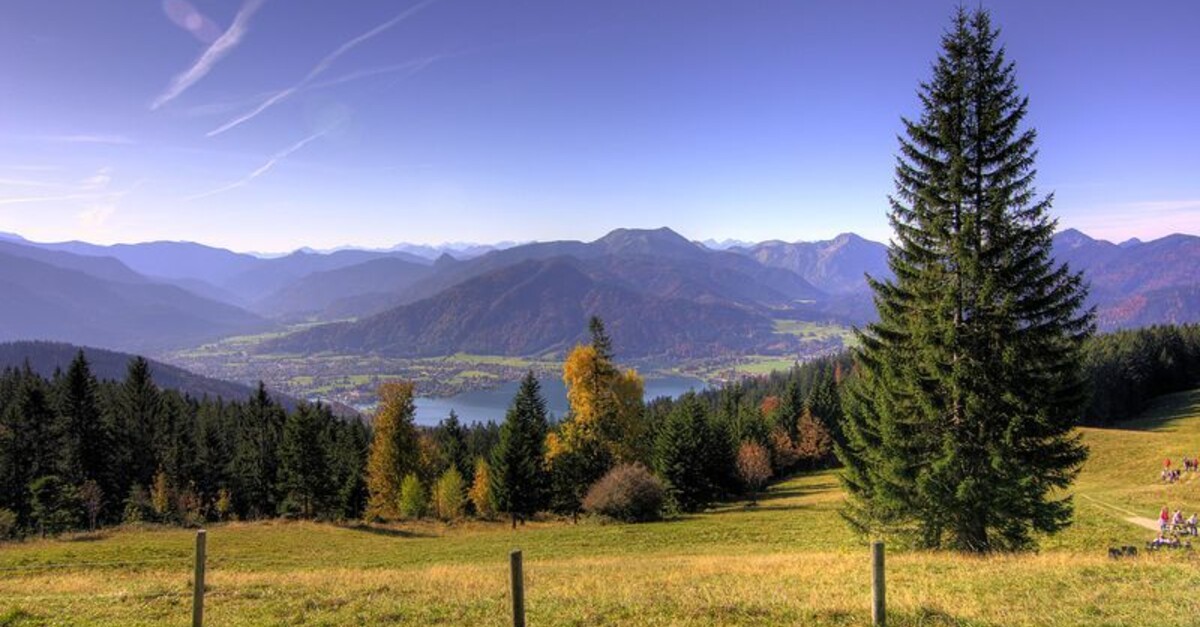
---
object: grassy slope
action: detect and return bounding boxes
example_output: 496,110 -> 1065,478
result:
3,391 -> 1200,625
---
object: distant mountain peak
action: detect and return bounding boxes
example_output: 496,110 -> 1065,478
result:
595,227 -> 700,257
1118,237 -> 1143,249
1054,228 -> 1098,249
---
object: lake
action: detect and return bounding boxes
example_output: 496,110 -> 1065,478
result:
413,375 -> 708,426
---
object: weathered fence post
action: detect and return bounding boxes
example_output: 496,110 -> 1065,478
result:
193,529 -> 207,627
510,549 -> 525,627
872,540 -> 886,627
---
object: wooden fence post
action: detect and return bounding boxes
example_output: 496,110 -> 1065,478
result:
872,540 -> 886,627
193,529 -> 207,627
510,549 -> 525,627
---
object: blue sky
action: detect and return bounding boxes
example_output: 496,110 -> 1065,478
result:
1,1 -> 1197,252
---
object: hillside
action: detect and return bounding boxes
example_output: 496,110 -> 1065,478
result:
268,256 -> 784,358
2,389 -> 1198,625
1052,230 -> 1200,329
0,250 -> 268,351
733,232 -> 891,294
0,340 -> 287,406
251,257 -> 435,320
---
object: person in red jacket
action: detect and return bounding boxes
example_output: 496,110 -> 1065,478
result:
1160,505 -> 1171,532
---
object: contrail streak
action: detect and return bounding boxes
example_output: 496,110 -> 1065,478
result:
184,130 -> 326,201
207,0 -> 437,136
152,0 -> 268,110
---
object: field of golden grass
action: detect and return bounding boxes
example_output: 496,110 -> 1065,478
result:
2,390 -> 1199,625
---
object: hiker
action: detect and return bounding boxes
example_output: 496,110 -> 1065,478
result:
1173,509 -> 1185,529
1165,458 -> 1172,470
1188,513 -> 1199,536
1160,506 -> 1171,532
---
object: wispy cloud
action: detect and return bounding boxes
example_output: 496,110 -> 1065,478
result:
184,131 -> 326,201
151,0 -> 268,110
308,55 -> 441,91
0,192 -> 102,206
0,167 -> 134,209
41,134 -> 136,145
208,0 -> 437,136
0,177 -> 58,188
78,203 -> 118,229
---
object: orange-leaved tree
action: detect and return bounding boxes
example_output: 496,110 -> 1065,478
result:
365,381 -> 419,521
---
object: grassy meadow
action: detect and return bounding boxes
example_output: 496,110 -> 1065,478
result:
3,390 -> 1200,625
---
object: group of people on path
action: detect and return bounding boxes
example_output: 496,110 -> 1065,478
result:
1152,506 -> 1199,549
1149,458 -> 1197,549
1160,457 -> 1198,483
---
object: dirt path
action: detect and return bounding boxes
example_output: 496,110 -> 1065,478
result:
1079,494 -> 1161,531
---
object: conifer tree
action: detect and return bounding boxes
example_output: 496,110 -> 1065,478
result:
491,372 -> 550,528
230,383 -> 285,518
365,382 -> 420,521
773,380 -> 804,440
838,8 -> 1092,552
117,357 -> 163,491
653,394 -> 719,512
329,417 -> 370,519
279,404 -> 332,517
55,351 -> 106,488
434,410 -> 471,480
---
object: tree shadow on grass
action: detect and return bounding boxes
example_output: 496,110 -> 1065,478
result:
64,532 -> 110,542
802,607 -> 1002,627
703,478 -> 839,515
1095,389 -> 1200,434
338,522 -> 433,539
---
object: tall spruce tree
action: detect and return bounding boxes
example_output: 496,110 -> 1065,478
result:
653,394 -> 720,512
279,403 -> 333,517
230,382 -> 286,518
838,8 -> 1092,552
55,351 -> 106,488
434,410 -> 471,480
116,357 -> 163,492
491,372 -> 550,528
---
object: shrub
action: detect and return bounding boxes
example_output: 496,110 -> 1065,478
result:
582,463 -> 665,523
768,427 -> 800,473
151,469 -> 172,521
398,473 -> 427,519
123,485 -> 152,524
736,442 -> 773,504
29,475 -> 81,536
433,467 -> 466,521
795,408 -> 834,468
0,508 -> 17,540
215,488 -> 233,521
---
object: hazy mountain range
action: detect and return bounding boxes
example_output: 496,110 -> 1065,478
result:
0,227 -> 1197,358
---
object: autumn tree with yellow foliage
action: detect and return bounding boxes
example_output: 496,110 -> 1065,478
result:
365,382 -> 420,521
553,317 -> 647,463
547,317 -> 647,518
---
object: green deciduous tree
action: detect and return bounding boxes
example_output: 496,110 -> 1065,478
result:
838,8 -> 1092,553
398,473 -> 427,519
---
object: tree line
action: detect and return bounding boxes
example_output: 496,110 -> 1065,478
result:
360,317 -> 843,529
1083,324 -> 1200,425
0,315 -> 845,538
2,319 -> 1197,541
